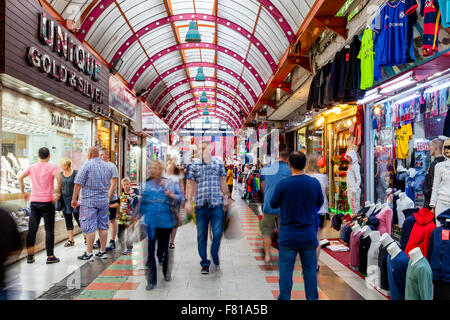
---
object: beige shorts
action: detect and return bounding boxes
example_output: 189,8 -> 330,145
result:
260,214 -> 279,236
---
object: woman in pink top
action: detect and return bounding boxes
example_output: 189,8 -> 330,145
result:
18,147 -> 62,264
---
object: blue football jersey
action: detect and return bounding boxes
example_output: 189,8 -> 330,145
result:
371,0 -> 418,80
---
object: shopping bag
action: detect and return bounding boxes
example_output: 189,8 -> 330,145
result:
223,201 -> 244,240
126,218 -> 147,244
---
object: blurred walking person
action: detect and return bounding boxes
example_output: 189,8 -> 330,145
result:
0,208 -> 21,300
166,158 -> 184,249
138,160 -> 182,290
270,152 -> 323,300
305,154 -> 329,271
18,147 -> 62,264
72,146 -> 115,261
226,165 -> 234,199
185,141 -> 229,275
260,150 -> 291,264
59,158 -> 82,247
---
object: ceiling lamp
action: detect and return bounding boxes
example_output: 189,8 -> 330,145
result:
195,67 -> 206,81
185,21 -> 201,43
203,106 -> 209,115
200,92 -> 208,103
205,116 -> 210,124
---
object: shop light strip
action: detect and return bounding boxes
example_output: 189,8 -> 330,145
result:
379,78 -> 416,94
424,80 -> 450,94
394,94 -> 420,105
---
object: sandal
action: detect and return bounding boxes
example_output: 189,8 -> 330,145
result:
169,243 -> 175,249
64,240 -> 74,247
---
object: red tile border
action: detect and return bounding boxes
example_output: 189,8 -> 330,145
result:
119,282 -> 140,290
85,282 -> 122,291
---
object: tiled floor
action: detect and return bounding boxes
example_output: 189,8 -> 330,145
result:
4,185 -> 387,300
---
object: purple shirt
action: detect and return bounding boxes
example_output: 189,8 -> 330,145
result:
350,230 -> 362,268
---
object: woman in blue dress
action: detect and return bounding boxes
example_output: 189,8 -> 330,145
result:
137,160 -> 182,290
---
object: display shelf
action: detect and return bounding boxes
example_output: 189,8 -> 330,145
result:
0,193 -> 27,201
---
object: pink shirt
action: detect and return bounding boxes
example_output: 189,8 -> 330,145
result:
25,162 -> 59,202
350,230 -> 361,268
376,208 -> 393,236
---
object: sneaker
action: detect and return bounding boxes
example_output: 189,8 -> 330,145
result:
201,266 -> 209,275
46,256 -> 60,264
26,255 -> 35,264
122,249 -> 132,255
146,283 -> 155,290
164,274 -> 171,282
77,252 -> 94,261
93,239 -> 100,249
106,240 -> 116,251
95,251 -> 108,259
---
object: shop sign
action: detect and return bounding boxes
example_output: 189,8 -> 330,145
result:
51,112 -> 74,130
90,103 -> 111,118
109,76 -> 137,121
26,13 -> 105,105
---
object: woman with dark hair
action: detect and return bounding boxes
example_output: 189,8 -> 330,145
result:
137,160 -> 182,290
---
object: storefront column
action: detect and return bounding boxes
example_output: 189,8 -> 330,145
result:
364,102 -> 375,203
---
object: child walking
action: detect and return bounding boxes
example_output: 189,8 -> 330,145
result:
118,177 -> 139,255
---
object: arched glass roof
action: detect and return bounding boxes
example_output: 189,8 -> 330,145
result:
49,0 -> 316,129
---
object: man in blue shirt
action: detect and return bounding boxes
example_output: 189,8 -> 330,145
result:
271,152 -> 324,300
186,142 -> 229,275
260,150 -> 291,264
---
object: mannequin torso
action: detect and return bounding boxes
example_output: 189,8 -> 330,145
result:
409,247 -> 424,265
380,233 -> 394,247
387,242 -> 402,259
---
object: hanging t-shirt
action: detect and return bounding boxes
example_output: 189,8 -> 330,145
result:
358,28 -> 375,90
371,0 -> 418,81
385,102 -> 393,128
396,123 -> 413,159
421,0 -> 442,56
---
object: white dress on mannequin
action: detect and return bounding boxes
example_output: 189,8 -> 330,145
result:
396,192 -> 415,228
346,150 -> 361,215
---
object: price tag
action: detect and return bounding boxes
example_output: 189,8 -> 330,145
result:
443,230 -> 449,241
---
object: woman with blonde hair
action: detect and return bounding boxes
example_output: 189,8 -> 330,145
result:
137,160 -> 182,290
305,154 -> 328,271
59,158 -> 81,247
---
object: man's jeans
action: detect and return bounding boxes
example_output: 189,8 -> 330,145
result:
278,245 -> 318,300
26,202 -> 55,257
196,205 -> 223,267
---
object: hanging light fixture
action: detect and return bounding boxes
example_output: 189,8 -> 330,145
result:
205,116 -> 210,124
185,21 -> 201,43
200,92 -> 208,103
195,67 -> 206,81
203,106 -> 209,115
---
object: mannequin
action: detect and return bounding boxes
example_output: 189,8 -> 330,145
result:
396,192 -> 415,228
349,223 -> 362,270
387,242 -> 410,300
380,233 -> 394,248
364,201 -> 371,208
387,242 -> 402,259
367,231 -> 381,288
366,203 -> 377,217
375,202 -> 382,213
405,247 -> 433,300
409,247 -> 424,265
430,138 -> 450,227
379,234 -> 395,292
358,226 -> 372,275
346,150 -> 362,215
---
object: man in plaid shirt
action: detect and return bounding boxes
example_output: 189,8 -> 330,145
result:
185,141 -> 229,275
71,146 -> 116,261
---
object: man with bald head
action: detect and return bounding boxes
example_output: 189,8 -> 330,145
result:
71,146 -> 114,261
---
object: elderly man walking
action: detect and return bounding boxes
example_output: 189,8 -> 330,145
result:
72,146 -> 116,261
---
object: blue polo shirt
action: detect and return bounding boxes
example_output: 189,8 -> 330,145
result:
261,161 -> 291,215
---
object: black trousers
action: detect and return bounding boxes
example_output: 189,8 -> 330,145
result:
63,211 -> 80,231
26,202 -> 56,257
146,228 -> 172,285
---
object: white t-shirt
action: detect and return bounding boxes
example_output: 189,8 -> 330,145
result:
307,173 -> 328,215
